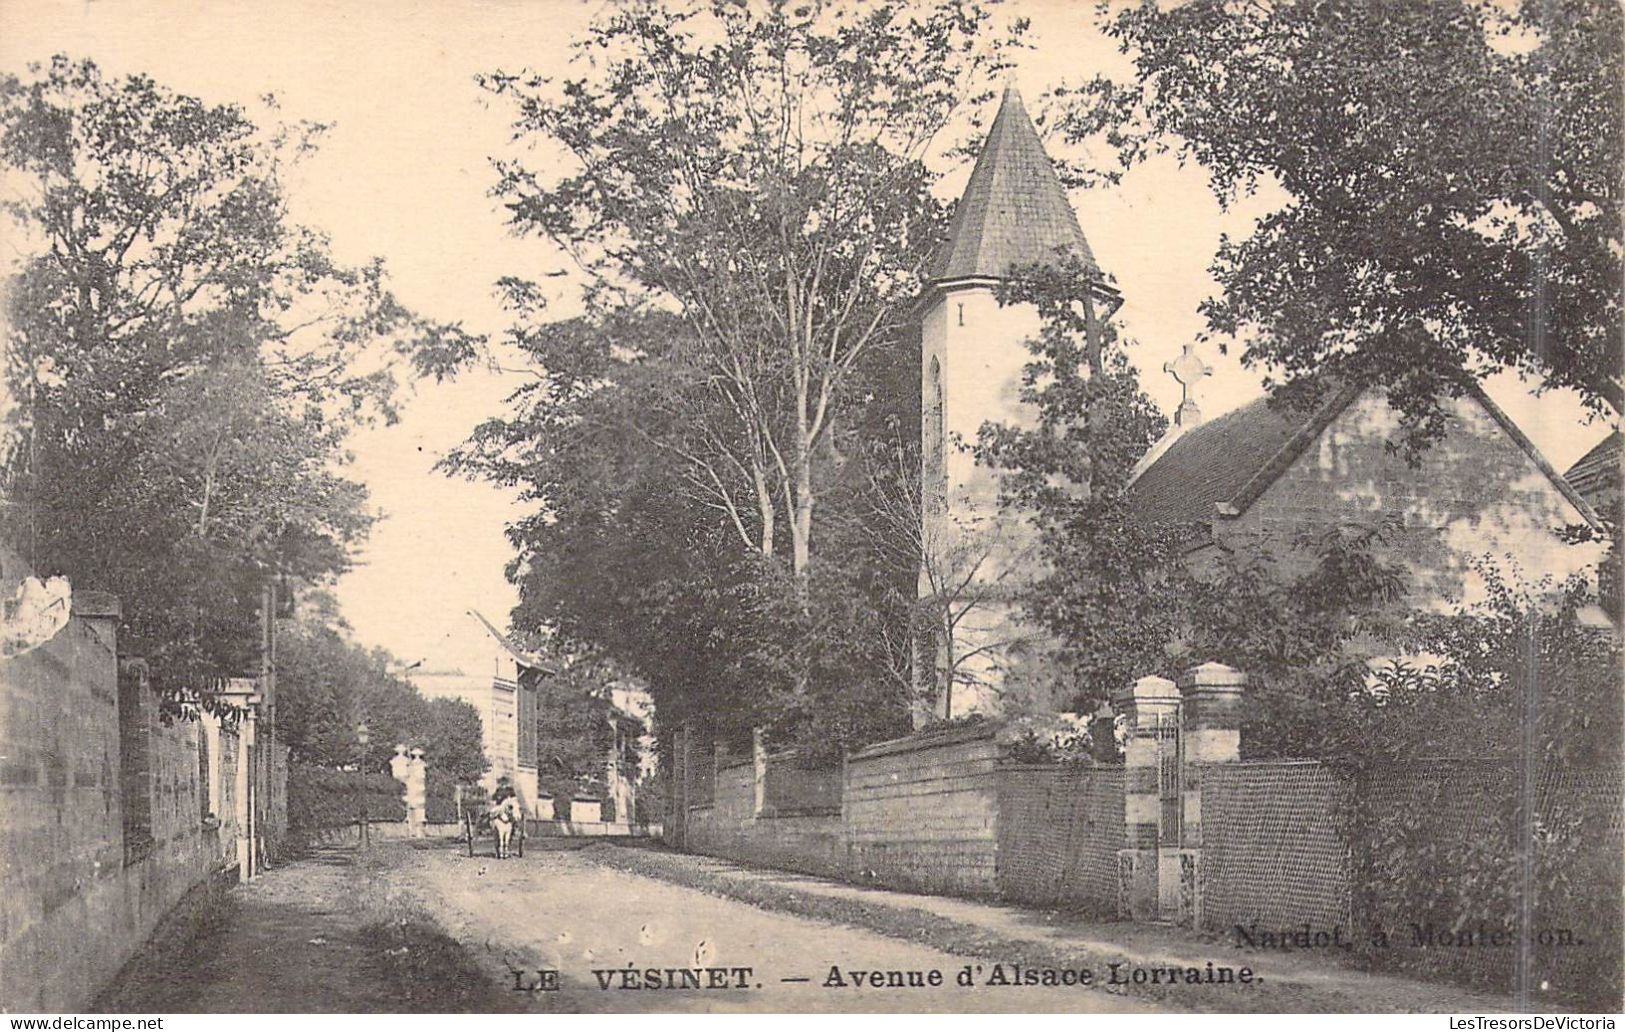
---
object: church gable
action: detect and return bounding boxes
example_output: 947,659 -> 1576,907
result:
1128,384 -> 1604,605
1123,386 -> 1355,531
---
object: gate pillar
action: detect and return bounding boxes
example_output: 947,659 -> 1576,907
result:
1175,662 -> 1247,928
1113,675 -> 1181,921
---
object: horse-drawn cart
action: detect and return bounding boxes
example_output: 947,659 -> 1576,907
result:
460,797 -> 524,858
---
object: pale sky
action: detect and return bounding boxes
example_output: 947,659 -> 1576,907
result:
2,0 -> 1611,676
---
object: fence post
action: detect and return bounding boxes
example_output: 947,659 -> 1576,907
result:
1114,675 -> 1180,921
752,728 -> 767,818
1177,661 -> 1247,929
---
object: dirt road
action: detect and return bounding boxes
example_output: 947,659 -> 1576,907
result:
97,845 -> 513,1013
393,840 -> 1160,1013
99,839 -> 1158,1013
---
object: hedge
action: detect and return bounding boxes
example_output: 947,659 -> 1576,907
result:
287,764 -> 406,830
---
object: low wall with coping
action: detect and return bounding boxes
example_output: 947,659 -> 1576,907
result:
684,755 -> 843,876
844,725 -> 1002,897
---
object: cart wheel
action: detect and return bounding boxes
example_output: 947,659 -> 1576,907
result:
464,813 -> 475,858
515,822 -> 525,858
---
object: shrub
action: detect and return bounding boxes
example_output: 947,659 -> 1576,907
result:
425,768 -> 460,823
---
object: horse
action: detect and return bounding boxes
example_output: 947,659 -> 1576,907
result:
489,795 -> 522,859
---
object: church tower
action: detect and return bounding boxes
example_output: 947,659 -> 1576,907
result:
916,84 -> 1119,722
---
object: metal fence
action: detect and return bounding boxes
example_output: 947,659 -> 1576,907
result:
1356,759 -> 1622,1003
997,765 -> 1124,915
1198,760 -> 1353,933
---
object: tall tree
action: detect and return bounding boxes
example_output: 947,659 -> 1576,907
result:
0,57 -> 470,692
1075,0 -> 1622,447
478,0 -> 1018,577
452,0 -> 1025,746
974,259 -> 1176,700
444,296 -> 914,751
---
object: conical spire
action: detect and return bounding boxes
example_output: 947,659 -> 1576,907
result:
928,84 -> 1099,282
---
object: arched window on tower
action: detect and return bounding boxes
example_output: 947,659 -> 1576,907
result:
925,356 -> 945,509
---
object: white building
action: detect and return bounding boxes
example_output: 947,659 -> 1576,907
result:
407,610 -> 546,812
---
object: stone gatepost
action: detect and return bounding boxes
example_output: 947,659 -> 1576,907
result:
404,748 -> 427,837
1114,675 -> 1181,921
1175,661 -> 1246,928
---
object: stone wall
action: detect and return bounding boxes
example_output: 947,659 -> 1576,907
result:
844,724 -> 1002,896
684,755 -> 844,878
0,609 -> 227,1010
761,751 -> 842,817
0,544 -> 283,1011
661,665 -> 1619,1008
674,725 -> 1099,900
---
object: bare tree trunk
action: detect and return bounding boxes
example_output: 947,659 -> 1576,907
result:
754,468 -> 775,556
792,453 -> 813,578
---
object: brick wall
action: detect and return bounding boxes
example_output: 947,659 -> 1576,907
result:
997,766 -> 1123,914
1214,390 -> 1602,608
844,724 -> 1002,896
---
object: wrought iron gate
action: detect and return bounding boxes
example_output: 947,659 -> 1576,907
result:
1156,710 -> 1183,848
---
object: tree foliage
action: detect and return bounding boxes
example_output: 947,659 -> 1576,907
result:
477,0 -> 1018,575
1261,567 -> 1622,768
973,257 -> 1176,701
276,600 -> 487,784
0,57 -> 471,694
445,297 -> 914,754
451,0 -> 1025,750
1075,0 -> 1622,448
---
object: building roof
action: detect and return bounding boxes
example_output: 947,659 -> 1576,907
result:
1125,390 -> 1338,529
1125,382 -> 1601,534
467,609 -> 557,674
926,85 -> 1098,283
1563,431 -> 1621,511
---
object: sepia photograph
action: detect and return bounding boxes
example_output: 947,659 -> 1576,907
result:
0,0 -> 1620,1020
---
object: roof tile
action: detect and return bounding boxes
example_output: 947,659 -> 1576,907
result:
1563,430 -> 1621,511
928,85 -> 1098,282
1124,396 -> 1319,528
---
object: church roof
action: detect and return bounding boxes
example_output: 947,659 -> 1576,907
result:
1563,431 -> 1621,511
927,85 -> 1098,283
1125,390 -> 1341,530
1125,382 -> 1601,535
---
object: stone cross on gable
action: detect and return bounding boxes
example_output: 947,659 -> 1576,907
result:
1164,344 -> 1212,427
